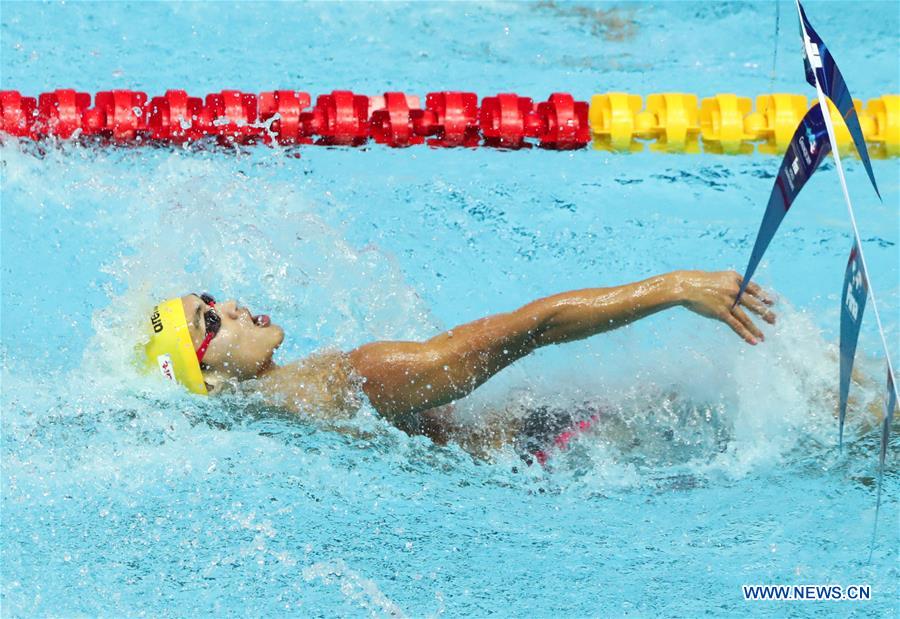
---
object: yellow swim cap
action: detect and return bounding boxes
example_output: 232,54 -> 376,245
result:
144,298 -> 208,395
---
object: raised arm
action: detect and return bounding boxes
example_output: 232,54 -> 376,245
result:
348,270 -> 775,421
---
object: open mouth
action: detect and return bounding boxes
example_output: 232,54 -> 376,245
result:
240,304 -> 271,328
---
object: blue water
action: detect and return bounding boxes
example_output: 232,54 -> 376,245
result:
2,2 -> 898,617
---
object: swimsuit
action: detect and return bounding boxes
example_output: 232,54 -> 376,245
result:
514,405 -> 602,466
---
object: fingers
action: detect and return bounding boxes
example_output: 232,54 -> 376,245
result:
724,312 -> 759,345
740,293 -> 777,324
732,305 -> 765,342
727,271 -> 774,306
716,273 -> 774,344
744,280 -> 774,305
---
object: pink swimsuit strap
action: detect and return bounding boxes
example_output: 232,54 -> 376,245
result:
531,413 -> 601,466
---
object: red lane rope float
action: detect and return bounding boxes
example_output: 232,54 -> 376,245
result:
258,90 -> 310,145
480,93 -> 539,148
38,89 -> 91,139
538,93 -> 590,150
147,90 -> 204,143
371,92 -> 423,146
413,92 -> 480,147
308,90 -> 373,146
1,88 -> 897,155
0,91 -> 37,138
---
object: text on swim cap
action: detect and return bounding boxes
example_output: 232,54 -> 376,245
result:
156,354 -> 175,381
150,306 -> 163,333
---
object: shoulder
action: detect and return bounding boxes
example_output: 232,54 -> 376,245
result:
257,349 -> 365,419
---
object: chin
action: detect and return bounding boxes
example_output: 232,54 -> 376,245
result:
271,324 -> 285,347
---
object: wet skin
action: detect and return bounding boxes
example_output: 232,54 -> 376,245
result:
180,270 -> 776,445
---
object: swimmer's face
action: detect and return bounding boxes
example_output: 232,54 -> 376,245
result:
181,294 -> 284,381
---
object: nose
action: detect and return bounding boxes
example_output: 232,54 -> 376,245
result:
219,299 -> 241,320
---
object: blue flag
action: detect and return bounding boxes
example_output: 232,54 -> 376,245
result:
838,243 -> 868,448
797,1 -> 880,200
880,368 -> 897,475
870,365 -> 897,560
735,103 -> 831,303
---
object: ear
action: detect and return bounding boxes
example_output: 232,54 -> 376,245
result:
201,370 -> 230,395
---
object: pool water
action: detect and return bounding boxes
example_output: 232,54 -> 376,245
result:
2,2 -> 898,617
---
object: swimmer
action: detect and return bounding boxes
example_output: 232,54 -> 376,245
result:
144,270 -> 776,455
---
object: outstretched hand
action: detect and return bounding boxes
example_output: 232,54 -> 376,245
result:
677,270 -> 776,345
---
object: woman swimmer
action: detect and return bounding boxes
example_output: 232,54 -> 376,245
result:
143,269 -> 776,457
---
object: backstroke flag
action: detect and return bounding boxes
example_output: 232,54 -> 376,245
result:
797,1 -> 880,199
870,366 -> 897,557
880,368 -> 897,477
734,103 -> 831,303
797,0 -> 897,457
838,243 -> 868,448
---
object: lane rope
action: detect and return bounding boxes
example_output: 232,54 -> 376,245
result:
1,88 -> 897,155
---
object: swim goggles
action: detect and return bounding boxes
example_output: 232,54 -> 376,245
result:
195,293 -> 221,363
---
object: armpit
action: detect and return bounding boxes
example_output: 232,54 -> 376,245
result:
259,350 -> 366,420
